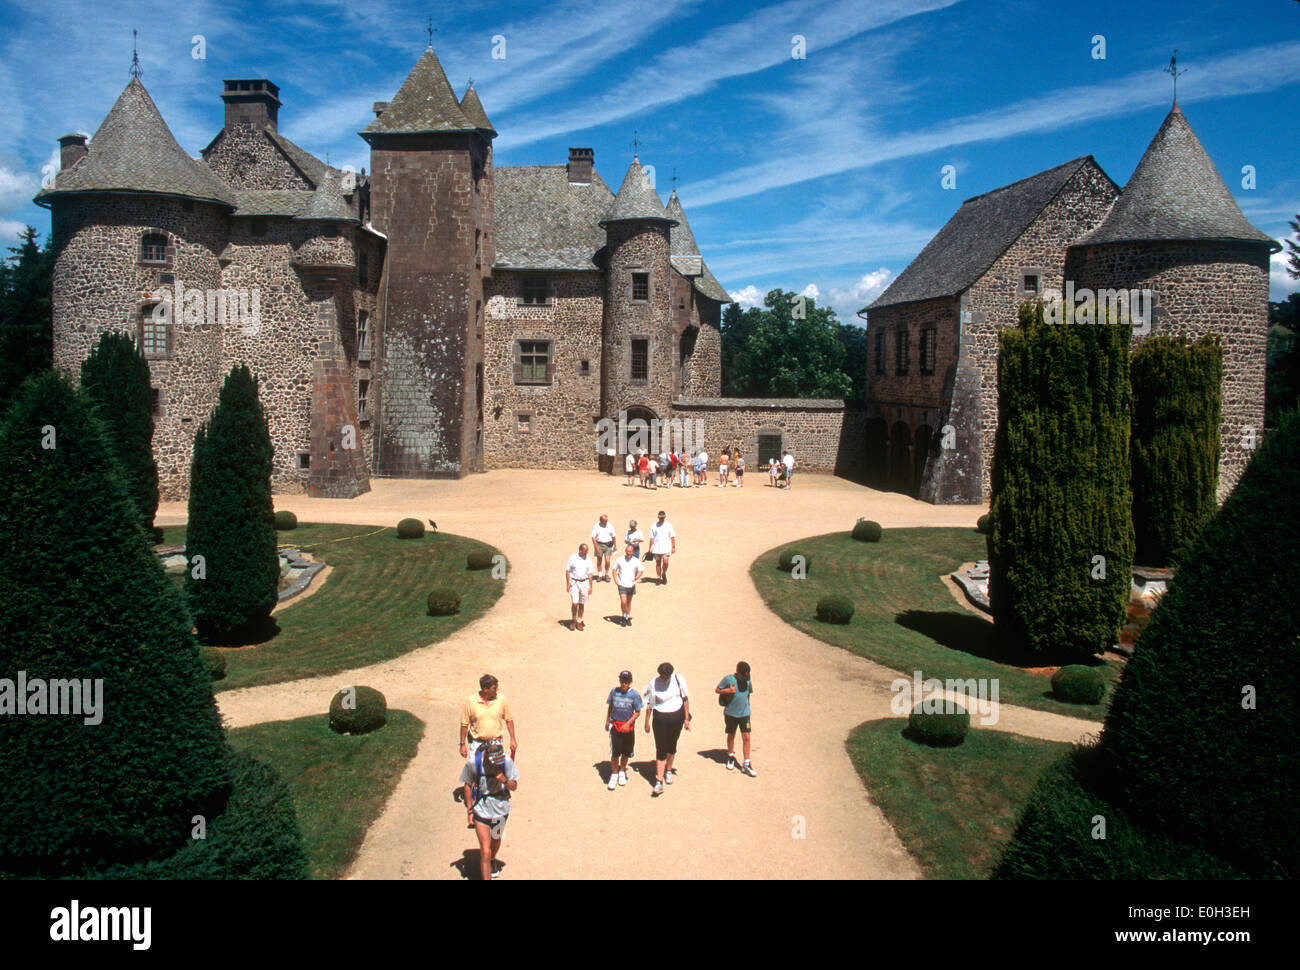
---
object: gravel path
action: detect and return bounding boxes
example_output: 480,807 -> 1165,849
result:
158,470 -> 1098,880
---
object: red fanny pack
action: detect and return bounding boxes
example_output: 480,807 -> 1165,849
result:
612,719 -> 635,733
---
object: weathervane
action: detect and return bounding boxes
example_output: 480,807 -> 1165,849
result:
129,29 -> 142,80
671,168 -> 678,191
1164,49 -> 1186,104
426,17 -> 434,48
632,129 -> 641,159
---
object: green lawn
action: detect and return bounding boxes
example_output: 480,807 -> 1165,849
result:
847,718 -> 1070,879
228,709 -> 424,879
161,523 -> 505,691
751,528 -> 1120,718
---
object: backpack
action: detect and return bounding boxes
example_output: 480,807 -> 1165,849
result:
473,748 -> 510,805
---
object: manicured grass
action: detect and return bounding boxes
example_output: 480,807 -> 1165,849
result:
751,528 -> 1121,718
847,718 -> 1070,879
228,709 -> 424,879
161,523 -> 505,691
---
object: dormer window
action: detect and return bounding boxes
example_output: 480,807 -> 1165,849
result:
519,276 -> 549,306
140,233 -> 168,264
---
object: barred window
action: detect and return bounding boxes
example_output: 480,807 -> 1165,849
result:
875,329 -> 886,374
357,379 -> 369,420
140,233 -> 167,263
895,326 -> 909,376
921,327 -> 936,375
140,305 -> 171,359
520,276 -> 549,305
631,272 -> 649,302
516,340 -> 552,384
356,311 -> 370,359
631,338 -> 649,381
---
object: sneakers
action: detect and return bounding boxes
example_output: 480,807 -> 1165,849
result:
726,755 -> 735,771
490,859 -> 503,879
741,762 -> 758,777
665,769 -> 676,785
625,615 -> 632,626
618,770 -> 627,786
652,780 -> 664,795
607,773 -> 618,790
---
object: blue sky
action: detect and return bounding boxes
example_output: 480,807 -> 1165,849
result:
2,0 -> 1297,322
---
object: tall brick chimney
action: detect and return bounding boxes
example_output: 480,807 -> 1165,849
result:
568,147 -> 593,184
58,133 -> 87,170
221,79 -> 281,130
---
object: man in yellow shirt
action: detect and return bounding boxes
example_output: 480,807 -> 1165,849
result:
459,674 -> 518,762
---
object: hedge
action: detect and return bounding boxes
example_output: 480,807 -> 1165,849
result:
274,510 -> 298,531
329,686 -> 388,735
815,594 -> 854,624
427,588 -> 461,616
1051,665 -> 1106,705
396,518 -> 424,539
852,519 -> 883,542
906,704 -> 970,747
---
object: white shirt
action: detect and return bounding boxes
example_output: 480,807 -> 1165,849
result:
699,451 -> 708,466
649,459 -> 658,474
626,529 -> 644,548
625,454 -> 635,473
591,520 -> 617,544
644,673 -> 689,713
783,454 -> 795,470
613,555 -> 643,587
566,553 -> 593,582
649,521 -> 675,554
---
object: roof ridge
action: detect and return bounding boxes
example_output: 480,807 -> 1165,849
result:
960,155 -> 1092,205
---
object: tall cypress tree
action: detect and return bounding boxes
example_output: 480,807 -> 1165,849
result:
0,226 -> 54,409
0,372 -> 229,875
184,365 -> 279,643
987,303 -> 1134,659
81,332 -> 160,538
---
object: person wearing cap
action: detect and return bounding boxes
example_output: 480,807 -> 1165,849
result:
591,514 -> 617,582
612,543 -> 644,626
625,519 -> 644,561
459,673 -> 517,761
604,670 -> 643,789
565,541 -> 595,631
460,741 -> 519,880
648,510 -> 676,584
717,661 -> 757,776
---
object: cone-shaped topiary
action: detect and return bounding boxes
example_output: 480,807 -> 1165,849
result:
988,302 -> 1133,659
273,510 -> 298,531
0,372 -> 230,877
815,594 -> 854,624
1098,405 -> 1300,877
184,365 -> 279,644
396,518 -> 424,539
329,686 -> 387,735
427,588 -> 461,616
1130,336 -> 1222,566
80,332 -> 159,537
852,519 -> 882,542
906,704 -> 970,747
467,548 -> 494,570
1050,665 -> 1106,705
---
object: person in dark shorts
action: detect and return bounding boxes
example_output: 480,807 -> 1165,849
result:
605,670 -> 643,789
612,544 -> 644,626
643,662 -> 690,795
716,661 -> 756,776
459,741 -> 519,880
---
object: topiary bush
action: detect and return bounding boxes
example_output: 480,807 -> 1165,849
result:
396,518 -> 425,539
205,647 -> 228,681
815,594 -> 854,624
1051,665 -> 1106,705
427,588 -> 461,616
852,519 -> 883,542
777,549 -> 810,573
976,513 -> 991,535
906,704 -> 970,747
274,510 -> 298,531
466,548 -> 494,571
328,686 -> 387,735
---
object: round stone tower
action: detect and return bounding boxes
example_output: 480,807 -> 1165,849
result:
1065,103 -> 1280,500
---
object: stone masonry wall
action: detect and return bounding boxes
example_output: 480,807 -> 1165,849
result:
671,398 -> 865,476
203,125 -> 313,190
602,222 -> 675,421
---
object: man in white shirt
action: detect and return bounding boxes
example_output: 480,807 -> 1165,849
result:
624,452 -> 635,486
612,544 -> 645,626
565,542 -> 594,631
591,513 -> 617,582
782,450 -> 795,489
696,450 -> 708,487
648,510 -> 676,585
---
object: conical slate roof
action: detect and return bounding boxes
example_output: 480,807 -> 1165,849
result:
361,47 -> 477,138
459,83 -> 496,136
36,78 -> 234,207
1077,104 -> 1278,251
666,190 -> 700,256
664,189 -> 731,303
601,157 -> 677,226
295,169 -> 357,222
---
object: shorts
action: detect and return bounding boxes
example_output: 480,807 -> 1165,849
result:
735,468 -> 744,477
617,585 -> 636,597
724,713 -> 752,734
569,583 -> 589,605
596,541 -> 614,556
719,465 -> 728,474
473,811 -> 509,840
651,707 -> 686,760
609,727 -> 636,759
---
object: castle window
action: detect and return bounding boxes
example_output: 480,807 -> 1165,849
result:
1020,269 -> 1044,297
579,359 -> 590,376
631,338 -> 649,382
921,327 -> 936,375
895,326 -> 909,376
297,452 -> 311,470
631,272 -> 650,303
357,311 -> 371,362
519,276 -> 549,306
357,379 -> 369,421
514,340 -> 552,385
150,387 -> 161,416
516,411 -> 534,433
874,329 -> 886,375
140,233 -> 168,264
140,304 -> 172,359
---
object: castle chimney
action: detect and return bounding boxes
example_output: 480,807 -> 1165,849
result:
372,101 -> 388,118
221,78 -> 281,130
58,133 -> 88,170
568,147 -> 593,184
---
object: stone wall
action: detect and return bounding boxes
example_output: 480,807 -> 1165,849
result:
601,221 -> 675,421
203,124 -> 313,190
670,398 -> 865,476
1067,239 -> 1271,500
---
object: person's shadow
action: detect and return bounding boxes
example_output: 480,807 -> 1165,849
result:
450,849 -> 504,881
697,748 -> 731,767
590,759 -> 658,787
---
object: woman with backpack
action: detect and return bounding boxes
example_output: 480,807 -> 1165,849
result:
643,662 -> 691,796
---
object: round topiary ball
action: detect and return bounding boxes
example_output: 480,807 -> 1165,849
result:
1051,665 -> 1107,705
329,685 -> 388,735
274,510 -> 298,531
852,519 -> 883,542
467,549 -> 495,571
815,594 -> 854,624
907,704 -> 970,747
396,518 -> 425,539
427,587 -> 461,616
976,513 -> 991,535
777,549 -> 810,573
204,647 -> 227,681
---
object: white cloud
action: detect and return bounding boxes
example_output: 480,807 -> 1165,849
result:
830,268 -> 892,307
801,283 -> 821,300
1271,247 -> 1300,300
0,165 -> 39,210
730,285 -> 766,308
0,219 -> 29,245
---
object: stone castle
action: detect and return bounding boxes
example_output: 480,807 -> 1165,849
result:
863,103 -> 1278,504
40,47 -> 866,499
